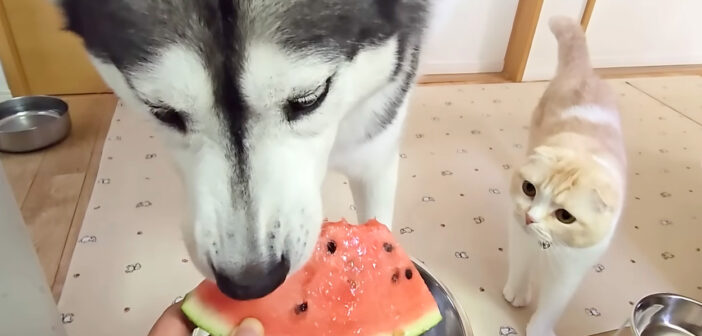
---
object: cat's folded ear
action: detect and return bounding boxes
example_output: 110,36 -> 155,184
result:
591,183 -> 618,213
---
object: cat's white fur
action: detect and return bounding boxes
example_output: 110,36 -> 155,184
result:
503,16 -> 627,336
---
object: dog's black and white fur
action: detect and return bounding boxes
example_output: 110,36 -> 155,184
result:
57,0 -> 433,299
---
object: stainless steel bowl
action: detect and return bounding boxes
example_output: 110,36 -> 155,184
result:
413,260 -> 471,336
631,293 -> 702,336
0,96 -> 70,153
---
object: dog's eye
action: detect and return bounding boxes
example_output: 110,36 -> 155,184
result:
555,209 -> 576,224
285,77 -> 332,121
148,104 -> 188,133
522,180 -> 536,198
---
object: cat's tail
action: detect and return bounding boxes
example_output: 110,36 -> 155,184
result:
549,16 -> 592,78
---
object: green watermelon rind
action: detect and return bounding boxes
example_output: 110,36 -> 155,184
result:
182,292 -> 232,336
386,308 -> 443,336
182,291 -> 443,336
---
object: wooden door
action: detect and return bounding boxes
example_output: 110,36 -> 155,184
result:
0,0 -> 109,96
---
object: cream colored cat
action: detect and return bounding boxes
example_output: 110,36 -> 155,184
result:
502,16 -> 627,336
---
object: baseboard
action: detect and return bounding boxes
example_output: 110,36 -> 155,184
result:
590,55 -> 702,69
417,61 -> 504,77
418,72 -> 509,85
417,64 -> 702,85
594,64 -> 702,79
520,64 -> 702,82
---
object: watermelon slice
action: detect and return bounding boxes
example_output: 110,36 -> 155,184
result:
182,219 -> 442,336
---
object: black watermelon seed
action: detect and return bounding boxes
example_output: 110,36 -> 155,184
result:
383,242 -> 394,253
391,270 -> 400,283
295,302 -> 308,315
327,240 -> 337,254
405,268 -> 413,280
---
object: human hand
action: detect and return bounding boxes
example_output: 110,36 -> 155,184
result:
149,301 -> 264,336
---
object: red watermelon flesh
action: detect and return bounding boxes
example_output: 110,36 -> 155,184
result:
181,219 -> 442,336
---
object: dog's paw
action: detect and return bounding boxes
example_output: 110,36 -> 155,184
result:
503,283 -> 531,307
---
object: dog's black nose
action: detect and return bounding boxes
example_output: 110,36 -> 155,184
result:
213,256 -> 290,300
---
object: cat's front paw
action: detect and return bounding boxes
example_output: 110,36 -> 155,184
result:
502,283 -> 531,307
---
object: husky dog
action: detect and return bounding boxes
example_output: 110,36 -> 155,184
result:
57,0 -> 432,299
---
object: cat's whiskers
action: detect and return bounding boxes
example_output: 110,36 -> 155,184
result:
529,223 -> 553,243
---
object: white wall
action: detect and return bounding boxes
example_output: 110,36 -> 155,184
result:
0,65 -> 11,101
419,0 -> 518,75
522,0 -> 702,81
587,0 -> 702,68
521,0 -> 587,81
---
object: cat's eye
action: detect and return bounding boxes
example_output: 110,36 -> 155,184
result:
285,77 -> 332,121
522,180 -> 536,198
555,209 -> 576,224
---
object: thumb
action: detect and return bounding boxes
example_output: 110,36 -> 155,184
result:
231,318 -> 264,336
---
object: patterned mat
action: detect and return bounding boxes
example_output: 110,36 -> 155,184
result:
58,77 -> 702,336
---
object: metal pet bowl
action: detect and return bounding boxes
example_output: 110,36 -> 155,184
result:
413,260 -> 471,336
0,96 -> 70,153
631,293 -> 702,336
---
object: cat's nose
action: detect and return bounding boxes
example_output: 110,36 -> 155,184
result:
525,214 -> 535,225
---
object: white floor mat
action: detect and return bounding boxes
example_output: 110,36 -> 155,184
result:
58,77 -> 702,336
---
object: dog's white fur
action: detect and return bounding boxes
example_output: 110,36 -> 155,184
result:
90,37 -> 406,279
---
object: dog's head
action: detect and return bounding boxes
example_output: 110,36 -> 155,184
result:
58,0 -> 428,299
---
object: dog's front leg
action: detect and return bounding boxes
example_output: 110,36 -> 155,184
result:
343,102 -> 408,228
348,148 -> 399,228
333,97 -> 409,229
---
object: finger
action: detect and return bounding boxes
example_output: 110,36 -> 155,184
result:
148,301 -> 195,336
231,318 -> 264,336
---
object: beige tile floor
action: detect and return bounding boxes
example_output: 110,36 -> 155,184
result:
56,77 -> 702,336
627,76 -> 702,125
